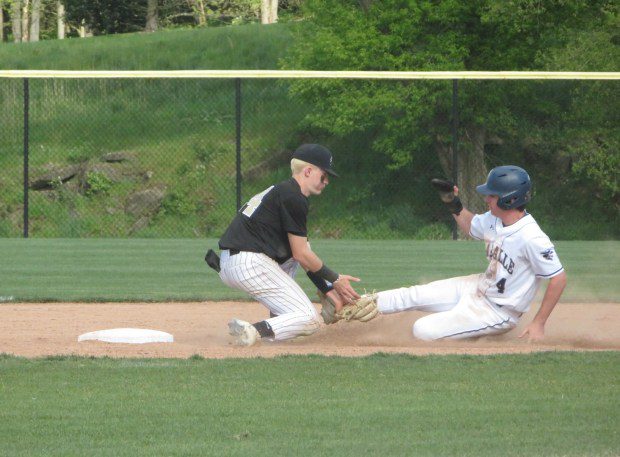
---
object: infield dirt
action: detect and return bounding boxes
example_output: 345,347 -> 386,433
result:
1,302 -> 618,358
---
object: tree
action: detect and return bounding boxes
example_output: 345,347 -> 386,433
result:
188,0 -> 206,26
540,8 -> 620,208
63,0 -> 146,37
11,0 -> 21,42
5,0 -> 55,42
261,0 -> 277,24
282,0 -> 617,213
145,0 -> 157,31
57,0 -> 65,38
29,0 -> 39,41
0,2 -> 4,42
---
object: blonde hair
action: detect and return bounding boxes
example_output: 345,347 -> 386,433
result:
291,158 -> 315,174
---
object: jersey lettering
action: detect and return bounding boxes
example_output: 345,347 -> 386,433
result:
486,242 -> 515,274
241,186 -> 274,218
496,278 -> 507,294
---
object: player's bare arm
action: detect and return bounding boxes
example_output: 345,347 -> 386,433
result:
288,233 -> 360,303
519,271 -> 567,341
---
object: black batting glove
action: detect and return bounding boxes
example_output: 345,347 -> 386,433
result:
431,178 -> 463,215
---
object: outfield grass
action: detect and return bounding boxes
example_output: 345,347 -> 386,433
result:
0,238 -> 617,302
0,352 -> 618,456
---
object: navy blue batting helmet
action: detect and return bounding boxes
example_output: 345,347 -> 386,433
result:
476,165 -> 532,210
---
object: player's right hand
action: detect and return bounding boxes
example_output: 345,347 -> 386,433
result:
519,321 -> 545,341
333,274 -> 361,303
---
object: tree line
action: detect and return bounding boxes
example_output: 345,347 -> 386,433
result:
0,0 -> 299,42
284,0 -> 618,216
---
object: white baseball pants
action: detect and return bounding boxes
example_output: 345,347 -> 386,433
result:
377,274 -> 521,340
219,250 -> 321,341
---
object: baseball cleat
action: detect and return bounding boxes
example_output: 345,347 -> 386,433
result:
228,318 -> 260,346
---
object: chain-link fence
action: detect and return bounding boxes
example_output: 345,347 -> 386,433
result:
1,73 -> 618,240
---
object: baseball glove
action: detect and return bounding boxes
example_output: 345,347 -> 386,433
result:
318,290 -> 340,325
431,178 -> 463,215
338,293 -> 379,322
431,178 -> 455,201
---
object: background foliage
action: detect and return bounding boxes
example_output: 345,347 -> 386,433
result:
1,1 -> 618,240
283,0 -> 619,231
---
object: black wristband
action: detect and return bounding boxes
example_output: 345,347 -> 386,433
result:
314,264 -> 339,283
306,271 -> 333,294
446,196 -> 463,215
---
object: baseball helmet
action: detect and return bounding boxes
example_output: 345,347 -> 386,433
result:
476,165 -> 532,210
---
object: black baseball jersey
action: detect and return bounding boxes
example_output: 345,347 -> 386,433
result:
219,178 -> 308,263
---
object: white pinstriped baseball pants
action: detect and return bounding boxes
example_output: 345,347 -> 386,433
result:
219,250 -> 321,341
377,274 -> 521,340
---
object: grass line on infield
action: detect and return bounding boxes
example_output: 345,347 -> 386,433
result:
0,238 -> 618,302
0,352 -> 618,456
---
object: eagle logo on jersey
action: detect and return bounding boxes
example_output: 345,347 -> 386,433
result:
541,248 -> 555,260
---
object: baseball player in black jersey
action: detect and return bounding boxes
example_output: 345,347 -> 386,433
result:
216,144 -> 361,346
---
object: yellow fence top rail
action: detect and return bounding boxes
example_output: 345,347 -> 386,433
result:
0,70 -> 618,80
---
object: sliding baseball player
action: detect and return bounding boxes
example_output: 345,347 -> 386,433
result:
338,165 -> 567,341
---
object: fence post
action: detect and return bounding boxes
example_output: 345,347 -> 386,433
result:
451,79 -> 459,240
23,78 -> 30,238
235,78 -> 242,211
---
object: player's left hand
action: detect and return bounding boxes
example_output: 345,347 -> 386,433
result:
318,290 -> 344,324
518,321 -> 545,342
332,274 -> 361,303
326,289 -> 344,312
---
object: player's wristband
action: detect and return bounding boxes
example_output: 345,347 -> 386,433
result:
314,264 -> 339,284
445,196 -> 463,215
306,271 -> 333,294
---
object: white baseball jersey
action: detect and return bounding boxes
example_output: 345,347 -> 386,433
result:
376,211 -> 564,340
470,211 -> 564,313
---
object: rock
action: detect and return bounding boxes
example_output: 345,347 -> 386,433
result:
242,149 -> 291,181
125,187 -> 166,217
101,151 -> 135,163
79,162 -> 125,185
29,164 -> 80,190
129,216 -> 152,234
77,160 -> 145,194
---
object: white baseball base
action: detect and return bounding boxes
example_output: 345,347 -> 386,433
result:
77,328 -> 173,344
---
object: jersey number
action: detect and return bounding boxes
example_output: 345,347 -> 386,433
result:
241,186 -> 274,218
496,278 -> 507,294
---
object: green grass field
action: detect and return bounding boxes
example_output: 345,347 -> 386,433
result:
0,352 -> 618,456
2,24 -> 618,457
1,240 -> 618,456
0,238 -> 618,302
